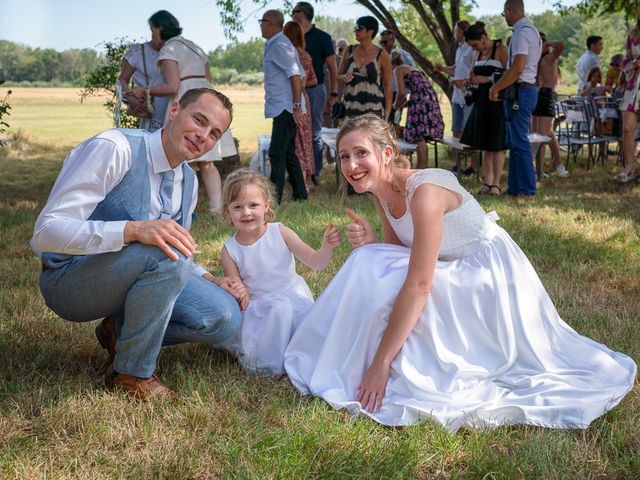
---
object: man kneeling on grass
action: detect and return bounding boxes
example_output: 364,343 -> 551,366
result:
31,88 -> 245,400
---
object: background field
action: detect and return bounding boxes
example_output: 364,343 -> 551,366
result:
0,87 -> 639,479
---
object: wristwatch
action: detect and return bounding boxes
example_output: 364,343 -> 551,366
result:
330,92 -> 338,97
293,102 -> 302,110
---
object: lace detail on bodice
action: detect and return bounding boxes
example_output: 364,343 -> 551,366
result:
381,169 -> 490,260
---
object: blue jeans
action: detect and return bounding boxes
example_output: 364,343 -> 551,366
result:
40,244 -> 241,378
505,85 -> 538,196
306,85 -> 327,176
451,102 -> 472,133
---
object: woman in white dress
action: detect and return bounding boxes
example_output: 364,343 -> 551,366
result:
118,12 -> 170,132
130,10 -> 237,216
284,114 -> 636,432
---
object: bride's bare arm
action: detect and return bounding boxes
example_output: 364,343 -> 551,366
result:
356,184 -> 460,412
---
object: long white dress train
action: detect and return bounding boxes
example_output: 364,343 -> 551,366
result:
284,169 -> 636,431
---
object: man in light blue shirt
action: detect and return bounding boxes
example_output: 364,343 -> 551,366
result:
261,9 -> 308,203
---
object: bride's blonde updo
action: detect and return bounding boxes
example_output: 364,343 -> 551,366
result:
336,114 -> 411,170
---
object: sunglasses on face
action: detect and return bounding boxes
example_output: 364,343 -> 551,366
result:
258,19 -> 270,25
354,25 -> 366,32
292,9 -> 302,14
380,39 -> 388,46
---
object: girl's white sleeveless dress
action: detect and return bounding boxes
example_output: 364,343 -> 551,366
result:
223,223 -> 314,376
284,169 -> 636,431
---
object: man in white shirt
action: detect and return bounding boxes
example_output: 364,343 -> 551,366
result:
31,88 -> 244,400
435,20 -> 476,173
575,35 -> 603,95
380,29 -> 415,124
490,0 -> 541,199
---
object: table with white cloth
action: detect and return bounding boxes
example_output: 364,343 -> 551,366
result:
248,134 -> 272,177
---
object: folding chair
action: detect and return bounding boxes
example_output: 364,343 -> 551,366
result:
592,96 -> 621,163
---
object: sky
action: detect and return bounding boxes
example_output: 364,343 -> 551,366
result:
1,0 -> 575,53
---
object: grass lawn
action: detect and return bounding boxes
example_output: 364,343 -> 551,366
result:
0,87 -> 639,478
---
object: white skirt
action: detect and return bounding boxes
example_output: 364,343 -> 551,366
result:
284,223 -> 636,432
222,277 -> 314,377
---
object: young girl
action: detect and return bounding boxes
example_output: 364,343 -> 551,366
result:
219,169 -> 341,376
581,66 -> 610,97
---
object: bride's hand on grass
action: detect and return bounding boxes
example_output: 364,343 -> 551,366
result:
356,361 -> 391,413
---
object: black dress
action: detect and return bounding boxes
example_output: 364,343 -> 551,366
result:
460,40 -> 506,152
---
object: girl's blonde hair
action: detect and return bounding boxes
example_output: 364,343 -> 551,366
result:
221,169 -> 276,226
336,114 -> 411,170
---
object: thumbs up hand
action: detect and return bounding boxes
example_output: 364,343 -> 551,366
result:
322,222 -> 342,249
345,209 -> 377,248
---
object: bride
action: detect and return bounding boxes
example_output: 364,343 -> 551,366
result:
284,114 -> 636,432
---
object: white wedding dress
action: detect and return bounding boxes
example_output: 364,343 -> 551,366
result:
284,169 -> 636,431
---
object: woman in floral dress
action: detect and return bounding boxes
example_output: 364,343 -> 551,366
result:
391,52 -> 444,168
617,4 -> 640,183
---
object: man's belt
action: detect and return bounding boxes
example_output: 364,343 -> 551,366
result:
180,75 -> 207,81
516,81 -> 535,87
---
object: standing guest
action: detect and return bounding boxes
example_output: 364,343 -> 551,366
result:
461,22 -> 509,196
118,13 -> 170,132
391,52 -> 444,168
129,11 -> 237,217
338,16 -> 393,122
531,33 -> 568,177
617,3 -> 640,183
576,35 -> 603,96
292,2 -> 338,186
284,21 -> 317,188
380,28 -> 416,125
261,10 -> 308,204
490,0 -> 542,200
435,20 -> 476,175
31,88 -> 243,400
380,29 -> 415,67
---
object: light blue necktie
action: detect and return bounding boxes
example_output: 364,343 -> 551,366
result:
159,169 -> 175,220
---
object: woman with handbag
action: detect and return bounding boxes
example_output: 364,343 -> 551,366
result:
118,12 -> 171,132
129,10 -> 237,217
460,22 -> 508,196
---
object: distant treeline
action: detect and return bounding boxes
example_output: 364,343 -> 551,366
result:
0,10 -> 631,88
0,40 -> 101,86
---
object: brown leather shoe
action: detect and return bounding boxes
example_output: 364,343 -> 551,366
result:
95,317 -> 117,364
105,370 -> 176,401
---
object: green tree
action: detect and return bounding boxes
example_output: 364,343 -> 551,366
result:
315,16 -> 355,44
558,0 -> 638,19
209,38 -> 264,72
0,88 -> 11,147
80,38 -> 139,128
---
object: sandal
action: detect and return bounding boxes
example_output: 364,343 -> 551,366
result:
478,183 -> 492,195
616,171 -> 636,183
488,185 -> 502,196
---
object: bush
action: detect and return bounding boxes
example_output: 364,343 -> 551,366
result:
211,67 -> 239,85
80,37 -> 139,129
0,89 -> 11,147
235,71 -> 263,86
